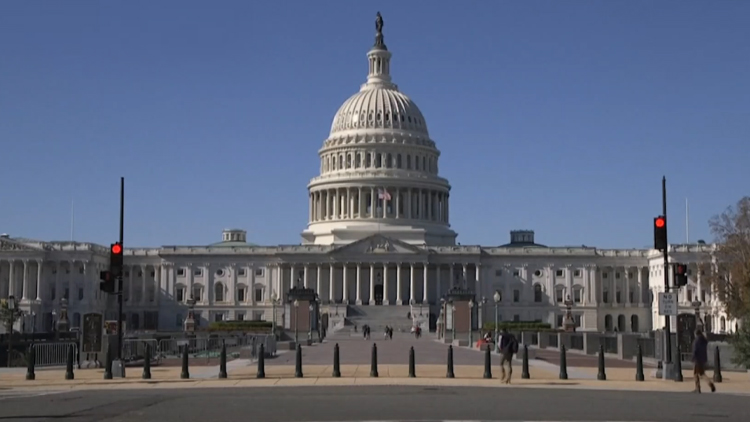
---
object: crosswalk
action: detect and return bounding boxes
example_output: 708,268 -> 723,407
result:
0,389 -> 67,401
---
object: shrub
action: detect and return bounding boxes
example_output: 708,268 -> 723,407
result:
482,321 -> 554,332
207,321 -> 274,333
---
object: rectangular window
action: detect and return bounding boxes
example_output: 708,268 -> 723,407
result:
238,288 -> 246,302
556,270 -> 564,277
236,313 -> 245,321
555,289 -> 564,303
255,268 -> 264,277
574,270 -> 581,277
176,288 -> 184,302
177,268 -> 185,276
513,270 -> 520,277
238,268 -> 246,276
573,288 -> 582,303
513,289 -> 520,303
254,288 -> 263,302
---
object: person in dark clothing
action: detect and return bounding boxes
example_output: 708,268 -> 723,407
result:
692,329 -> 716,393
498,328 -> 518,384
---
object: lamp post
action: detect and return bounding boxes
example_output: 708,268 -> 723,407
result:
479,296 -> 486,333
468,299 -> 475,346
271,293 -> 278,340
493,291 -> 501,352
439,298 -> 446,339
293,299 -> 299,344
308,303 -> 314,341
6,296 -> 16,367
692,300 -> 702,329
30,311 -> 36,346
451,303 -> 457,341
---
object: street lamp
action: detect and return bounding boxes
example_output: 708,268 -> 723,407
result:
271,293 -> 278,340
493,290 -> 501,352
439,298 -> 446,339
6,295 -> 16,367
30,312 -> 36,346
468,299 -> 475,346
692,300 -> 703,329
451,303 -> 457,341
479,296 -> 486,334
308,303 -> 314,341
293,299 -> 300,344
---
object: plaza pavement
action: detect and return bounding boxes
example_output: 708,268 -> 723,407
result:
1,335 -> 747,396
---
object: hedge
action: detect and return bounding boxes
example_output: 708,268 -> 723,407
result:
482,322 -> 554,332
207,321 -> 274,332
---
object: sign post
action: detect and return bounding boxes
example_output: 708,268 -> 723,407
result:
658,292 -> 678,316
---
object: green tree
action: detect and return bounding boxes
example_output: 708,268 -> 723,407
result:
730,316 -> 750,369
707,196 -> 750,320
0,299 -> 24,333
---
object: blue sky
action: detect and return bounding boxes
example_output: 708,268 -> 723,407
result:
1,0 -> 748,249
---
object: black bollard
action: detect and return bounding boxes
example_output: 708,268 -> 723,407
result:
180,346 -> 190,379
713,346 -> 723,383
673,343 -> 683,382
521,344 -> 530,379
25,345 -> 35,381
142,344 -> 152,380
408,346 -> 416,378
295,344 -> 303,378
370,343 -> 379,377
446,345 -> 455,378
65,345 -> 75,380
104,346 -> 113,380
332,343 -> 341,378
256,344 -> 266,379
597,344 -> 607,381
635,344 -> 645,382
483,344 -> 492,379
218,343 -> 228,379
559,345 -> 568,380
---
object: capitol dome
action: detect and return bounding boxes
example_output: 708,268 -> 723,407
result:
301,13 -> 457,247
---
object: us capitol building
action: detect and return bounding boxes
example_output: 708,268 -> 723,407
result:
0,15 -> 733,336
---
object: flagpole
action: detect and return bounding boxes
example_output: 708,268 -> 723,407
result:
685,197 -> 689,244
70,199 -> 75,241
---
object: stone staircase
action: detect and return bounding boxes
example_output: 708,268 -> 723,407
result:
344,304 -> 422,333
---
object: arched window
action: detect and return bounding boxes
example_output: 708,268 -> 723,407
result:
386,153 -> 392,168
605,315 -> 613,331
533,284 -> 542,303
603,289 -> 610,304
365,153 -> 372,167
406,155 -> 411,169
415,156 -> 420,170
332,155 -> 337,170
396,154 -> 402,168
346,154 -> 352,169
355,153 -> 362,168
375,154 -> 382,168
630,315 -> 639,332
617,314 -> 626,332
214,283 -> 225,302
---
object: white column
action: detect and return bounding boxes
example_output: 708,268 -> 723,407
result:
369,265 -> 375,304
35,260 -> 42,301
316,265 -> 322,295
396,264 -> 403,304
422,263 -> 429,303
475,264 -> 481,296
128,266 -> 137,306
409,264 -> 416,303
303,265 -> 309,288
8,260 -> 14,297
637,267 -> 644,305
21,260 -> 28,300
141,265 -> 147,305
186,264 -> 193,301
383,264 -> 389,305
625,268 -> 631,305
462,264 -> 468,286
53,262 -> 60,302
436,265 -> 442,300
356,264 -> 362,304
229,264 -> 236,305
329,264 -> 335,302
343,265 -> 349,303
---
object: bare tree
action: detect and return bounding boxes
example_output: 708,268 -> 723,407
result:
707,196 -> 750,320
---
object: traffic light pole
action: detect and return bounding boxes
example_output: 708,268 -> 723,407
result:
662,177 -> 673,367
117,177 -> 125,363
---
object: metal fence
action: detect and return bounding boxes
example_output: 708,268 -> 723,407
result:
155,335 -> 276,360
33,341 -> 77,368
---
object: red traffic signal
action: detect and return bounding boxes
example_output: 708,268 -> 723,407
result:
654,215 -> 667,251
111,243 -> 123,255
674,263 -> 688,287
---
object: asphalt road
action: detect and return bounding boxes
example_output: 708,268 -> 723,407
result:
0,386 -> 744,422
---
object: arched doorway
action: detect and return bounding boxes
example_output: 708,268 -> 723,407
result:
374,284 -> 384,305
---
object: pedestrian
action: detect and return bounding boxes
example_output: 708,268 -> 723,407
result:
498,328 -> 518,384
692,329 -> 716,393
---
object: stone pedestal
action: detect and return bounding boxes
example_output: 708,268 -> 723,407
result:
443,287 -> 475,337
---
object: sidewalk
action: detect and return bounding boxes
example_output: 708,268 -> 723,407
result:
2,363 -> 748,395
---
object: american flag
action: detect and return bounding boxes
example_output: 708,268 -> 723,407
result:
378,189 -> 391,201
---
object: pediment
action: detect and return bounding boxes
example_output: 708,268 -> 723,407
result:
329,235 -> 423,256
0,238 -> 43,252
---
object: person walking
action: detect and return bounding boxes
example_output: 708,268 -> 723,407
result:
498,328 -> 518,384
692,329 -> 716,393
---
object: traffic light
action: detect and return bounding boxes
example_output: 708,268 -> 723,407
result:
99,270 -> 115,293
109,242 -> 124,278
654,215 -> 667,251
674,263 -> 688,287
